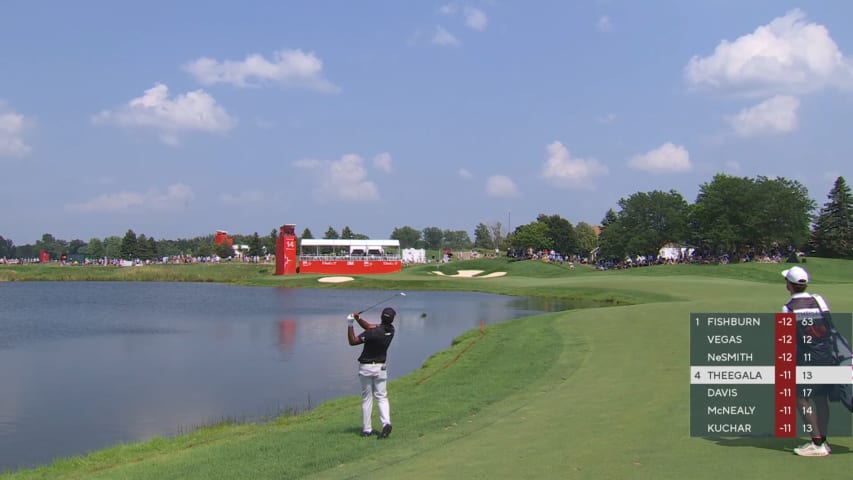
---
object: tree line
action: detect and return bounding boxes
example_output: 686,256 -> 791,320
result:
2,174 -> 852,262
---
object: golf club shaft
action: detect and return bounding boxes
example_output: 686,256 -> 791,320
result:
357,292 -> 405,315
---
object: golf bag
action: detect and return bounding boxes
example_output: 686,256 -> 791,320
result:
825,312 -> 853,413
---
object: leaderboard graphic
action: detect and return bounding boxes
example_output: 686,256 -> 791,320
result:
690,313 -> 852,437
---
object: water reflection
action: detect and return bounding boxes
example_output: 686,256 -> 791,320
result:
0,282 -> 573,471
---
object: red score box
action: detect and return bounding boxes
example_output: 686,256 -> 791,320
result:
774,313 -> 797,437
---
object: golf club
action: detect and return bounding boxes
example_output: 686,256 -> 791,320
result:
357,292 -> 406,315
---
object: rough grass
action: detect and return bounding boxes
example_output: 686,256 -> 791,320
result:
3,257 -> 853,479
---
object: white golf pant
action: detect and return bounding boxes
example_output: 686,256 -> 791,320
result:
359,363 -> 390,432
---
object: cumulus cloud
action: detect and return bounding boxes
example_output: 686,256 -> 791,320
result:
432,26 -> 460,46
486,175 -> 519,198
729,95 -> 800,137
93,84 -> 236,145
183,49 -> 339,92
438,4 -> 458,15
458,168 -> 473,179
464,7 -> 488,31
220,190 -> 264,206
293,154 -> 379,202
0,103 -> 33,157
541,141 -> 608,188
597,16 -> 612,33
65,183 -> 194,213
628,142 -> 692,174
685,9 -> 853,95
373,152 -> 393,172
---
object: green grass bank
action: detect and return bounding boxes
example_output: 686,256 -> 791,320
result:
2,257 -> 853,479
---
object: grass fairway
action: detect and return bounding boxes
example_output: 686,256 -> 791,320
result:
3,258 -> 853,479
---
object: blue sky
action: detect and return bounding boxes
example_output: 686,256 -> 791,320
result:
2,1 -> 852,245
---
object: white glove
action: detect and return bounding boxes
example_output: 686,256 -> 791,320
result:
347,314 -> 354,326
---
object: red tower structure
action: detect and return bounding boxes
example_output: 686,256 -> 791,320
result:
275,224 -> 297,275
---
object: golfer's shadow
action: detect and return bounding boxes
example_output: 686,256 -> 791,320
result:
706,437 -> 851,454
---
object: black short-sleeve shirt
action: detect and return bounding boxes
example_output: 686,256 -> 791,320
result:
358,324 -> 394,363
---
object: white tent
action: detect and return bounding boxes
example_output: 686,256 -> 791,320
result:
402,248 -> 426,263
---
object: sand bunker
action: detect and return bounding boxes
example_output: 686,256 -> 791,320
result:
318,276 -> 355,283
431,270 -> 507,278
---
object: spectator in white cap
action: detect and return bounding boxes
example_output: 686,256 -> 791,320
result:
781,265 -> 834,457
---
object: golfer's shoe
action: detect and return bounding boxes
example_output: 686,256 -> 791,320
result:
793,442 -> 830,457
360,430 -> 374,437
378,424 -> 392,439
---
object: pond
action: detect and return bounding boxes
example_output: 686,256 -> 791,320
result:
0,282 -> 572,471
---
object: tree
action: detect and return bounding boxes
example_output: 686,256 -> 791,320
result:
537,214 -> 576,255
512,222 -> 551,252
120,230 -> 137,260
601,190 -> 690,259
196,242 -> 212,257
341,226 -> 355,239
0,235 -> 15,258
473,222 -> 493,249
691,174 -> 814,256
248,232 -> 263,257
103,236 -> 122,259
811,176 -> 853,258
422,227 -> 443,249
213,241 -> 232,259
147,237 -> 158,260
391,226 -> 421,248
301,228 -> 314,239
489,221 -> 504,251
575,222 -> 598,258
35,233 -> 66,259
443,230 -> 472,250
136,234 -> 152,260
323,226 -> 340,239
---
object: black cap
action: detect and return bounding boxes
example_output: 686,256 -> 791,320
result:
381,307 -> 396,324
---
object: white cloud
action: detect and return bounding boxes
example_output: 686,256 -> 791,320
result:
464,7 -> 488,31
729,95 -> 800,137
373,152 -> 393,172
486,175 -> 519,197
220,190 -> 264,206
596,113 -> 617,124
183,49 -> 339,92
0,103 -> 33,157
628,142 -> 692,174
597,16 -> 612,33
541,141 -> 608,188
294,154 -> 379,202
685,9 -> 853,95
65,183 -> 194,213
458,168 -> 473,179
93,84 -> 236,145
432,26 -> 460,47
438,4 -> 458,15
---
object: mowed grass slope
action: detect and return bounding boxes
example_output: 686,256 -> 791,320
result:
3,258 -> 853,479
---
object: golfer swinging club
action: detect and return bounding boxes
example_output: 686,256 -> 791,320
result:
347,307 -> 395,438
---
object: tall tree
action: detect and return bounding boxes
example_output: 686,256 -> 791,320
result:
811,176 -> 853,258
391,226 -> 421,248
422,227 -> 443,250
489,221 -> 504,250
512,222 -> 551,252
0,235 -> 14,258
103,236 -> 122,259
120,230 -> 137,260
473,222 -> 493,249
340,226 -> 355,239
136,234 -> 152,260
323,226 -> 340,239
575,222 -> 598,258
443,230 -> 472,250
248,232 -> 263,257
602,190 -> 690,259
537,214 -> 576,255
301,228 -> 314,239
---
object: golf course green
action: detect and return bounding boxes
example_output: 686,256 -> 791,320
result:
2,257 -> 852,479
